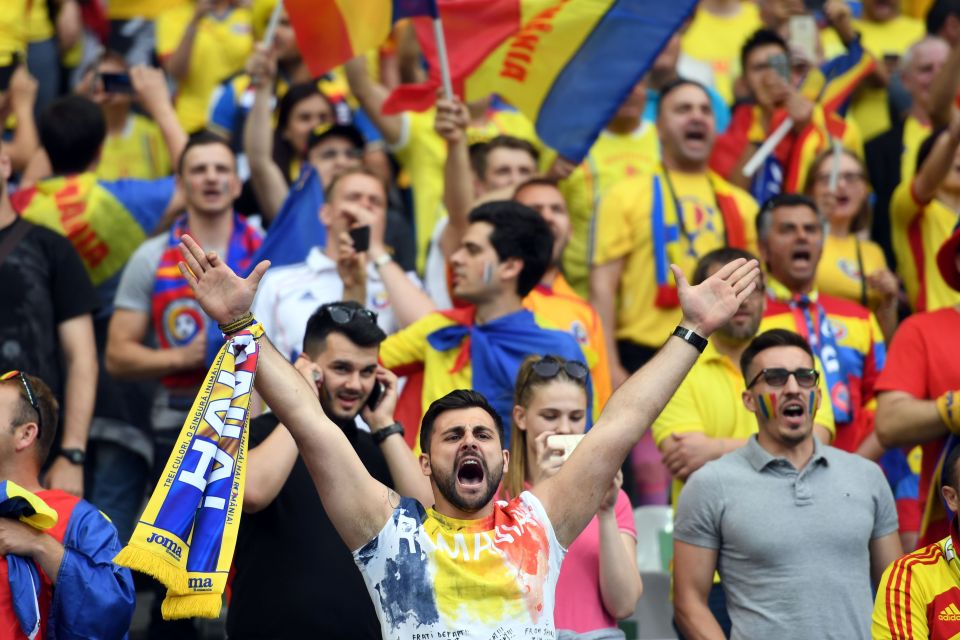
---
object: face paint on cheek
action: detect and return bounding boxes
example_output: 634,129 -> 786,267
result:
757,393 -> 777,419
221,180 -> 231,196
808,390 -> 816,415
483,261 -> 493,285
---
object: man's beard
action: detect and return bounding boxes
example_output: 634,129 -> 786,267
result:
432,452 -> 503,514
319,384 -> 365,427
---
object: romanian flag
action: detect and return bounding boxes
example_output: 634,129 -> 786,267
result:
385,0 -> 698,162
285,0 -> 438,77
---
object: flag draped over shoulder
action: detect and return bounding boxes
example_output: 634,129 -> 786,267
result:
286,0 -> 438,77
385,0 -> 698,162
115,325 -> 263,619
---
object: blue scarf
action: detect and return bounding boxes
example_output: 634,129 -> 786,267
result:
426,308 -> 591,446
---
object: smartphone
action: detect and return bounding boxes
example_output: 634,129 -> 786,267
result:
101,72 -> 133,94
768,53 -> 791,83
365,382 -> 383,411
349,225 -> 371,253
788,15 -> 818,65
547,434 -> 585,463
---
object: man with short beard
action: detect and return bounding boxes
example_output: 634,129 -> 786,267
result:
176,228 -> 761,638
230,301 -> 431,639
674,329 -> 901,640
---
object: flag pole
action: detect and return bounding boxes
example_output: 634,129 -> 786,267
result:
431,13 -> 455,100
262,0 -> 285,48
742,117 -> 793,178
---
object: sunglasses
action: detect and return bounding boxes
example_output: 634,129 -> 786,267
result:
531,357 -> 589,382
1,371 -> 42,436
746,367 -> 819,390
322,303 -> 378,325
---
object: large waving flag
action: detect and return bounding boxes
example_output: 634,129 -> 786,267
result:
384,0 -> 698,162
286,0 -> 439,77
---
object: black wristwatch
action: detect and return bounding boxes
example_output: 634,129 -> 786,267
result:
672,326 -> 708,353
371,422 -> 404,445
58,448 -> 86,465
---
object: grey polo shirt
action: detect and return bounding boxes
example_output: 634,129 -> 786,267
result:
675,436 -> 898,640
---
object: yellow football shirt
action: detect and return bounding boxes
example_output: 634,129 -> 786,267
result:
680,1 -> 762,105
653,340 -> 836,507
901,115 -> 931,185
96,114 -> 173,181
558,122 -> 660,297
592,168 -> 758,348
108,0 -> 188,19
156,4 -> 253,133
0,0 -> 28,66
26,0 -> 53,43
890,180 -> 960,312
821,16 -> 925,141
815,234 -> 890,311
392,108 -> 539,273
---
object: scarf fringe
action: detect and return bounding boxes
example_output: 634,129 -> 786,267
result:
113,547 -> 185,592
161,592 -> 223,620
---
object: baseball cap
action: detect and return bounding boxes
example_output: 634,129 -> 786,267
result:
936,224 -> 960,293
307,122 -> 365,152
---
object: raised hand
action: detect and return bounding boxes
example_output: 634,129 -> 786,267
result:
671,258 -> 760,336
177,234 -> 270,324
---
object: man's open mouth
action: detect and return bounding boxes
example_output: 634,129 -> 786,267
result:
456,457 -> 485,487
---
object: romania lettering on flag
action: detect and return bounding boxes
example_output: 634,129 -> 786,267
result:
286,0 -> 437,77
386,0 -> 697,162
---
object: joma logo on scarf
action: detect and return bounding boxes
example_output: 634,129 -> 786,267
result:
147,533 -> 183,559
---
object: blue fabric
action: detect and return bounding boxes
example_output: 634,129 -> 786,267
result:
426,309 -> 592,446
393,0 -> 438,19
792,295 -> 852,424
749,155 -> 784,203
100,176 -> 177,234
0,487 -> 42,640
48,499 -> 136,639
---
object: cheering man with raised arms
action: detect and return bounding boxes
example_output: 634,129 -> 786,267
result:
175,234 -> 759,638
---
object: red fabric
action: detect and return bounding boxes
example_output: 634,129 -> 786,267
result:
285,0 -> 355,78
709,106 -> 753,178
382,0 -> 522,114
397,371 -> 425,450
876,308 -> 960,546
0,490 -> 80,640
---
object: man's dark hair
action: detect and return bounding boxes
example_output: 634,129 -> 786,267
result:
944,441 -> 960,491
468,200 -> 553,297
927,0 -> 960,36
469,135 -> 539,181
656,78 -> 711,118
740,329 -> 814,381
419,389 -> 504,454
740,28 -> 789,74
0,373 -> 59,464
693,247 -> 759,285
38,96 -> 106,174
177,131 -> 235,175
302,301 -> 386,357
756,192 -> 823,242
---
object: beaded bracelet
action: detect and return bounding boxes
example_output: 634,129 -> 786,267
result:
219,312 -> 257,336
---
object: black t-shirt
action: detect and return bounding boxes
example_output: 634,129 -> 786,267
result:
227,412 -> 394,639
0,219 -> 97,398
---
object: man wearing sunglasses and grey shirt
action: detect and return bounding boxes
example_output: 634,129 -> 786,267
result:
673,328 -> 902,640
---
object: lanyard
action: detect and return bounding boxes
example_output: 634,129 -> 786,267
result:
854,237 -> 868,308
659,164 -> 730,247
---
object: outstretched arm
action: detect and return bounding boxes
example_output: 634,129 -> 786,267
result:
533,259 -> 761,547
177,235 -> 395,550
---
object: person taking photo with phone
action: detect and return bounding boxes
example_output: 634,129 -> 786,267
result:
502,354 -> 642,639
231,301 -> 432,639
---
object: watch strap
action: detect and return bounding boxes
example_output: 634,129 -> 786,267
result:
373,252 -> 393,269
371,422 -> 404,444
672,326 -> 708,353
59,448 -> 86,465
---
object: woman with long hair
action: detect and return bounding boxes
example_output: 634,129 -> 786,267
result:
503,355 -> 642,639
805,147 -> 899,340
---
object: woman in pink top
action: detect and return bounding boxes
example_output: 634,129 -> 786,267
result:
502,355 -> 643,638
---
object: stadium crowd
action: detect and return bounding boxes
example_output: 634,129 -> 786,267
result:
1,0 -> 960,638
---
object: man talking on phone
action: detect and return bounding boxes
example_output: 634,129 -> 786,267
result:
230,301 -> 432,639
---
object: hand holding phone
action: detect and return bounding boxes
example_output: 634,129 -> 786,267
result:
546,434 -> 585,463
349,226 -> 371,253
101,72 -> 134,95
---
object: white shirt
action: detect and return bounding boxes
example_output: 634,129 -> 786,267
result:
252,247 -> 422,361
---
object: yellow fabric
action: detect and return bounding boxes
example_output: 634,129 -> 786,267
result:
96,114 -> 173,181
901,0 -> 934,19
108,0 -> 188,19
591,168 -> 758,347
901,115 -> 931,185
652,340 -> 836,508
4,481 -> 58,531
115,329 -> 260,619
680,1 -> 762,105
0,0 -> 29,65
392,108 -> 539,273
557,123 -> 660,297
890,180 -> 960,312
815,235 -> 890,311
156,4 -> 253,133
25,0 -> 53,43
821,16 -> 925,141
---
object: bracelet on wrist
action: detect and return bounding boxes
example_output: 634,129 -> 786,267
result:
938,391 -> 960,434
219,312 -> 257,336
672,325 -> 708,353
372,422 -> 404,445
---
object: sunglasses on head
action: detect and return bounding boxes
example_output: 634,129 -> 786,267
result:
746,367 -> 819,390
531,357 -> 589,382
1,371 -> 42,437
322,303 -> 378,325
